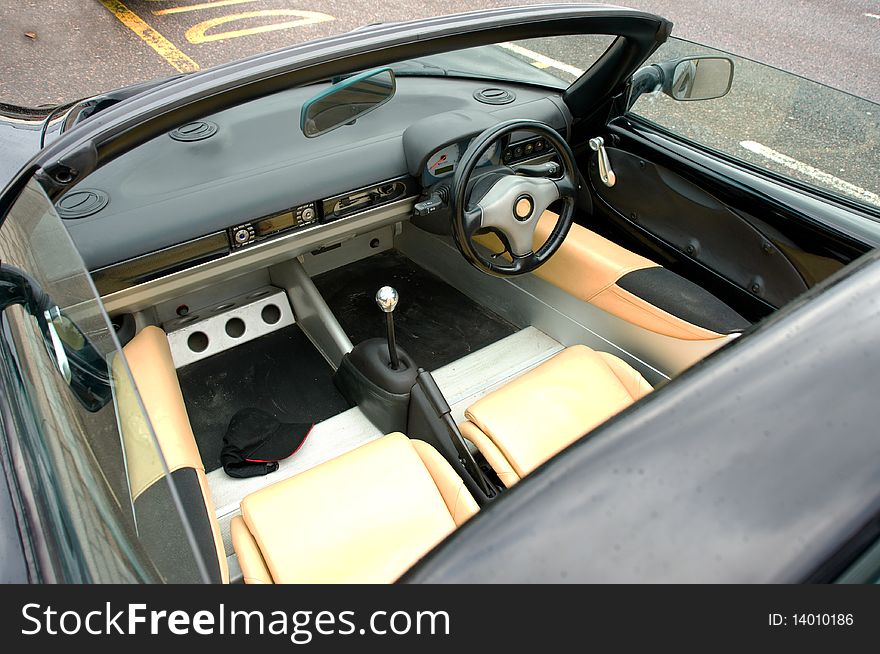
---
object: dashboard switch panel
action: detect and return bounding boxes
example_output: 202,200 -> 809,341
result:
322,176 -> 418,223
503,136 -> 553,165
230,223 -> 256,248
296,202 -> 318,226
229,202 -> 320,249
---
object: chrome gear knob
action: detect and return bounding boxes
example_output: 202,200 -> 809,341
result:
375,285 -> 399,313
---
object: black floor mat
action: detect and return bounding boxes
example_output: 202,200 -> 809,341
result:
178,325 -> 350,473
313,250 -> 517,371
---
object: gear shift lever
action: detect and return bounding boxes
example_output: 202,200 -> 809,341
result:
335,286 -> 415,434
375,286 -> 400,370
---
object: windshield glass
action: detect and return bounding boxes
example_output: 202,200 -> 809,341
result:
0,179 -> 208,582
394,34 -> 616,89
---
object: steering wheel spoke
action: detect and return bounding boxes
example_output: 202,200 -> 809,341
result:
462,206 -> 483,237
553,173 -> 578,198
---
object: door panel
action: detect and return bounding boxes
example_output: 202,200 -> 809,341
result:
584,35 -> 879,320
589,146 -> 809,308
579,121 -> 872,321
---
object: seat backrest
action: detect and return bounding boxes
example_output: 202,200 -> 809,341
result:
115,326 -> 228,583
462,345 -> 652,484
233,433 -> 478,583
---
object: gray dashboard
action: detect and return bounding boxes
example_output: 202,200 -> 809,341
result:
59,76 -> 569,278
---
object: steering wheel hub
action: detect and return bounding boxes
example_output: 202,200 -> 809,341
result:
513,195 -> 533,221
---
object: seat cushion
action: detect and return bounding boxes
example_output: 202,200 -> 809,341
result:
475,211 -> 726,340
119,326 -> 228,583
463,345 -> 652,485
236,433 -> 477,583
231,515 -> 272,584
120,326 -> 204,495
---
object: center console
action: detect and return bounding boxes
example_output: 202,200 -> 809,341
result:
333,284 -> 500,503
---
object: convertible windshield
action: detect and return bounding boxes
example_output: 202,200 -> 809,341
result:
394,34 -> 617,89
0,180 -> 209,582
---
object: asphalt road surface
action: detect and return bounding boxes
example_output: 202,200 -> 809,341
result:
1,1 -> 878,107
0,0 -> 878,205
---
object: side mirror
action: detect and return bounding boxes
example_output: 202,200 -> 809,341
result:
628,55 -> 734,109
0,263 -> 112,412
301,68 -> 395,138
661,56 -> 734,101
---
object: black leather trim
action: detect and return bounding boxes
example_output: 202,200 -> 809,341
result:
617,267 -> 750,334
134,467 -> 222,584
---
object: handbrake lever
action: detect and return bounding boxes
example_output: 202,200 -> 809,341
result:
414,368 -> 496,498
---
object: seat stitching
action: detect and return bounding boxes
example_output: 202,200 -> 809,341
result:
607,285 -> 720,338
581,263 -> 658,303
598,352 -> 653,401
131,462 -> 200,502
597,354 -> 637,401
451,482 -> 466,523
243,575 -> 270,584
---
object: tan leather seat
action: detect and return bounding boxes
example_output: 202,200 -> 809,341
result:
231,432 -> 478,584
476,211 -> 726,341
116,326 -> 229,583
461,345 -> 652,487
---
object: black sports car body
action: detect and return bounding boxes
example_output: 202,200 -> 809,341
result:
1,5 -> 879,584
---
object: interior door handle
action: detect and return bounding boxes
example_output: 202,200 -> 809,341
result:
589,136 -> 616,188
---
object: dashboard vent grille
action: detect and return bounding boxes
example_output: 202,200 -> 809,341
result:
169,121 -> 219,142
473,88 -> 516,105
57,189 -> 110,219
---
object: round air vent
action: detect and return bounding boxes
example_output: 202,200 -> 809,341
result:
56,189 -> 109,219
473,88 -> 516,105
169,120 -> 219,142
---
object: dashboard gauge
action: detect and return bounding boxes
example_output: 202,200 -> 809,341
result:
426,143 -> 460,178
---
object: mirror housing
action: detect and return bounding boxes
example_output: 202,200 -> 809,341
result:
301,68 -> 396,138
628,55 -> 734,108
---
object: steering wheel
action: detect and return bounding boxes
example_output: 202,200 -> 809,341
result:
450,120 -> 578,276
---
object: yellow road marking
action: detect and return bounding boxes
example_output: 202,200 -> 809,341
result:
99,0 -> 200,73
185,10 -> 334,44
154,0 -> 259,16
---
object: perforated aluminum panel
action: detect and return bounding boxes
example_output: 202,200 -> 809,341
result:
165,287 -> 295,368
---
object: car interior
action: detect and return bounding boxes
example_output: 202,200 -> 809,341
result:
41,24 -> 873,584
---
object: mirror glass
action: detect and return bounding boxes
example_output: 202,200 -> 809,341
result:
301,68 -> 395,137
670,57 -> 733,101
